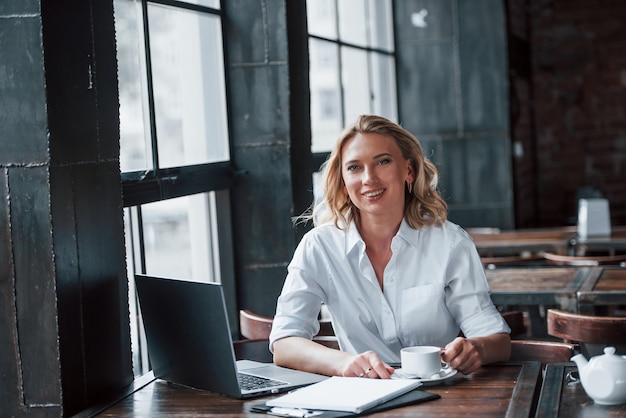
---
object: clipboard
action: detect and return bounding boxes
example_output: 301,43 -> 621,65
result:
250,388 -> 440,417
264,376 -> 422,413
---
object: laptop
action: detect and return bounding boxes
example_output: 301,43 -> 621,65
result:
134,274 -> 327,398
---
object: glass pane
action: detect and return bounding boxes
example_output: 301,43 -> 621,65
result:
368,0 -> 394,51
309,39 -> 343,153
371,53 -> 397,121
341,47 -> 371,125
139,193 -> 217,282
183,0 -> 220,8
125,192 -> 219,377
115,0 -> 153,172
307,0 -> 337,40
148,5 -> 229,168
338,0 -> 367,46
124,207 -> 149,377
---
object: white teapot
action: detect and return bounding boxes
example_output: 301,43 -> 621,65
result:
571,346 -> 626,405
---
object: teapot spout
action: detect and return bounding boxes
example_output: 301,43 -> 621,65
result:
571,353 -> 588,372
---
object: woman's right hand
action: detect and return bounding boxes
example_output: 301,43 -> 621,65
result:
340,350 -> 395,379
273,337 -> 394,378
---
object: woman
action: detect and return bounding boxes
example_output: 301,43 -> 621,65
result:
269,115 -> 510,379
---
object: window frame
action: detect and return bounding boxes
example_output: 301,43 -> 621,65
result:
307,0 -> 398,170
116,0 -> 237,377
120,0 -> 234,207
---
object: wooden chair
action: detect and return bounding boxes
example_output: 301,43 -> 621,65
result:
542,252 -> 626,266
501,310 -> 528,338
238,309 -> 339,349
239,309 -> 274,340
509,340 -> 576,365
547,309 -> 626,356
502,310 -> 576,365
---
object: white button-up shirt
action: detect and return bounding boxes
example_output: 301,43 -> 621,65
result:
269,219 -> 510,364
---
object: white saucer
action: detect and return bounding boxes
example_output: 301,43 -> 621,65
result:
392,367 -> 458,385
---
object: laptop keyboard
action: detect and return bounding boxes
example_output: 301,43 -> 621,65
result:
238,372 -> 287,391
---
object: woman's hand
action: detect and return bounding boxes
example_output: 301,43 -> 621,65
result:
441,337 -> 482,374
442,333 -> 511,375
273,337 -> 395,378
340,350 -> 395,379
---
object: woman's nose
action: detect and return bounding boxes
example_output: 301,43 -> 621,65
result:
363,166 -> 378,183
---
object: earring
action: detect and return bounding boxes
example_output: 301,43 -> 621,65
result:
407,181 -> 413,195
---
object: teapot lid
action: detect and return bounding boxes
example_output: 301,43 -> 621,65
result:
597,346 -> 625,364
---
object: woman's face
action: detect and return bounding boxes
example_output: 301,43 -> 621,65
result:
341,132 -> 414,220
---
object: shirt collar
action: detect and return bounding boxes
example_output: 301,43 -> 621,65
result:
345,220 -> 363,255
395,218 -> 420,249
345,218 -> 420,255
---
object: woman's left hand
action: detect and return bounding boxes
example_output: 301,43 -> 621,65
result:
441,337 -> 482,375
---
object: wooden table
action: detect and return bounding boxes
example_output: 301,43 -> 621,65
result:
577,266 -> 626,315
571,226 -> 626,256
469,226 -> 626,258
485,266 -> 601,311
470,227 -> 576,257
485,267 -> 603,336
91,362 -> 542,417
536,363 -> 626,417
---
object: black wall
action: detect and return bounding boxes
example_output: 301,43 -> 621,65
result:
1,1 -> 132,416
395,0 -> 514,229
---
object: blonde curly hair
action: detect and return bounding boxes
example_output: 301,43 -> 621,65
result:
306,114 -> 447,230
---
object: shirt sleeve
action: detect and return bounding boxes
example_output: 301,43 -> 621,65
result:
444,227 -> 511,337
269,234 -> 329,352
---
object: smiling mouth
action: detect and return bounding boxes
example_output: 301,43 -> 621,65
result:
363,189 -> 384,198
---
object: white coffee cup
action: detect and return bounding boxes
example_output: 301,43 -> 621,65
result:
400,346 -> 443,378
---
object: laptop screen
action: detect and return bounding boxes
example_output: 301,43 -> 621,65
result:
135,274 -> 242,396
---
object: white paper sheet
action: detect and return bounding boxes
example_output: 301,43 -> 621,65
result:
266,376 -> 422,413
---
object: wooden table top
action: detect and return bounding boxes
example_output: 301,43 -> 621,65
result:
485,267 -> 602,312
470,226 -> 626,258
469,225 -> 626,258
93,362 -> 541,417
577,267 -> 626,314
536,363 -> 626,417
579,267 -> 626,292
572,227 -> 626,255
469,226 -> 577,256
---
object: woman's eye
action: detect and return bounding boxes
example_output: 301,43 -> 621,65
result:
346,165 -> 360,171
378,158 -> 391,165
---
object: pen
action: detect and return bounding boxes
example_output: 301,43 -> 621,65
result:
268,406 -> 322,417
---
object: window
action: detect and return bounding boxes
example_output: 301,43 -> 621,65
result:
307,0 -> 397,156
114,0 -> 232,377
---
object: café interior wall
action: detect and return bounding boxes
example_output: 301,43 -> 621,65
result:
396,0 -> 626,229
222,0 -> 312,319
528,0 -> 626,227
0,0 -> 133,416
395,0 -> 515,230
502,0 -> 626,229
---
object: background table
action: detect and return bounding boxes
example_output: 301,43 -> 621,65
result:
470,227 -> 575,257
469,226 -> 626,258
577,266 -> 626,315
536,363 -> 626,417
486,267 -> 602,336
486,267 -> 600,310
571,226 -> 626,256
